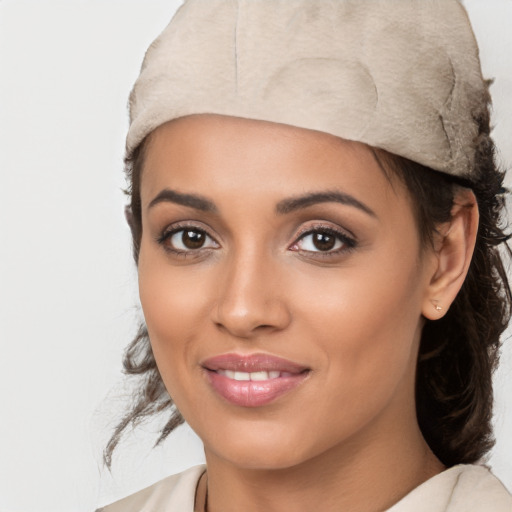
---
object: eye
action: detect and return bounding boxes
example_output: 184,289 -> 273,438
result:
290,227 -> 355,254
158,226 -> 219,253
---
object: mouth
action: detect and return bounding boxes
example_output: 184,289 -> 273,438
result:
215,369 -> 295,381
201,353 -> 310,407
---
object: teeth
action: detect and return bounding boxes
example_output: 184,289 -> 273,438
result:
217,370 -> 284,381
250,371 -> 269,381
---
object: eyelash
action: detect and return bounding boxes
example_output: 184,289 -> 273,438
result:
156,223 -> 219,257
156,223 -> 357,258
290,225 -> 357,257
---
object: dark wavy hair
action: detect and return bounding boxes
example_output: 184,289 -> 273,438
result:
104,104 -> 511,469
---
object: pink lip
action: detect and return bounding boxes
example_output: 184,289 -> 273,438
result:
201,353 -> 310,407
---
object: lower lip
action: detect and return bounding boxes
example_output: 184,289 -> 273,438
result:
204,371 -> 308,407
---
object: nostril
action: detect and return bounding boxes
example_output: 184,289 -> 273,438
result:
254,324 -> 277,332
213,312 -> 289,339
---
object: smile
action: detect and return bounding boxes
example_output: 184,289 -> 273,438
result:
202,353 -> 310,407
216,370 -> 293,381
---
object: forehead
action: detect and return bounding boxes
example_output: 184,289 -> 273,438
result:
140,114 -> 410,219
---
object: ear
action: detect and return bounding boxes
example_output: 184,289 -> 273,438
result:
422,188 -> 479,320
125,204 -> 136,235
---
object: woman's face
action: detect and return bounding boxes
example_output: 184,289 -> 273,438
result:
137,115 -> 437,470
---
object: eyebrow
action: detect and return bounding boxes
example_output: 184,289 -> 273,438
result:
148,188 -> 376,218
148,189 -> 218,212
276,191 -> 376,217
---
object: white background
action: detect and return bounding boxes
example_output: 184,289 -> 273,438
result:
0,1 -> 511,511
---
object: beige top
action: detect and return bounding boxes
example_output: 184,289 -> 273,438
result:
97,464 -> 512,511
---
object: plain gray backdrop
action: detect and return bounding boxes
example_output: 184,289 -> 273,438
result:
0,1 -> 511,511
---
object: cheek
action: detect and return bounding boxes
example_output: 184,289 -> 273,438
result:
137,243 -> 212,390
139,266 -> 209,333
138,227 -> 216,323
291,246 -> 425,417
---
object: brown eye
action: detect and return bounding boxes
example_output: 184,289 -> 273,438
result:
161,227 -> 218,253
182,229 -> 206,249
291,228 -> 355,255
312,232 -> 336,251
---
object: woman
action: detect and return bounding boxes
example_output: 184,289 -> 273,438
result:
98,1 -> 512,510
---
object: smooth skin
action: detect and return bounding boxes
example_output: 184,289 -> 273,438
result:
137,115 -> 478,512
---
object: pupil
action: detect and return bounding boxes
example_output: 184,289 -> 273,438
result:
313,232 -> 335,251
183,230 -> 205,249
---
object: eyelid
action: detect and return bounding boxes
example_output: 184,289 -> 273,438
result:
289,223 -> 357,254
295,220 -> 356,240
156,221 -> 220,254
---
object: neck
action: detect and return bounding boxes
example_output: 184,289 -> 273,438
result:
201,406 -> 444,512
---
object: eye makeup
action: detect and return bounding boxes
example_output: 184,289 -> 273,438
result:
289,223 -> 357,260
154,217 -> 358,264
156,221 -> 220,258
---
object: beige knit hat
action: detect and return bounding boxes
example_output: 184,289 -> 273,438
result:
127,0 -> 488,179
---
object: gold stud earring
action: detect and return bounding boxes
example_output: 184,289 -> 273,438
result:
432,300 -> 442,311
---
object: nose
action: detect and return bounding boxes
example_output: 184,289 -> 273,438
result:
212,249 -> 292,339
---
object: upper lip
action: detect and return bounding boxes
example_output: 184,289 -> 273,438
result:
201,353 -> 309,374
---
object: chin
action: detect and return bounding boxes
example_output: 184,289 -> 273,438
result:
208,441 -> 310,471
198,414 -> 340,472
